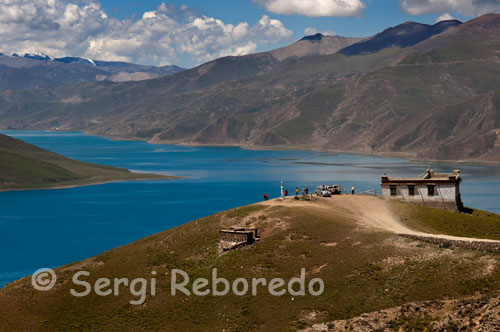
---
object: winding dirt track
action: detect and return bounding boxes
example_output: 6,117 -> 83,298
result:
262,195 -> 500,244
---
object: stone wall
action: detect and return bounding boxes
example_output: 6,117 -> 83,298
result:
219,228 -> 259,253
220,231 -> 252,244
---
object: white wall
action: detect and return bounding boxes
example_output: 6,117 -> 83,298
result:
381,183 -> 458,202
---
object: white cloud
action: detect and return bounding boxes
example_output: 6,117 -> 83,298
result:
435,12 -> 456,21
219,42 -> 258,58
304,27 -> 337,36
254,0 -> 364,17
0,0 -> 293,67
400,0 -> 500,17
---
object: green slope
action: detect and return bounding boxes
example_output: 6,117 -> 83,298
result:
0,134 -> 173,190
2,198 -> 500,331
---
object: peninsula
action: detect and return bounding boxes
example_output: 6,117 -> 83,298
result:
0,134 -> 176,191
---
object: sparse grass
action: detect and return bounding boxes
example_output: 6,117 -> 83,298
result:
391,201 -> 500,240
274,117 -> 316,143
400,43 -> 496,65
225,205 -> 267,219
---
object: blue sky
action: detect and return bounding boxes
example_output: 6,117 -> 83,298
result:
100,0 -> 470,39
95,0 -> 473,67
0,0 -> 493,68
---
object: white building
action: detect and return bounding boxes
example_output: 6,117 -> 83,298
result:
381,170 -> 463,211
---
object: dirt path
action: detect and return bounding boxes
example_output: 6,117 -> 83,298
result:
262,195 -> 500,243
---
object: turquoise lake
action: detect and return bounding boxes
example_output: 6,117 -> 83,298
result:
1,131 -> 500,287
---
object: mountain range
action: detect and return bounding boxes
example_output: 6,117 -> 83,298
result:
0,53 -> 184,90
1,15 -> 500,162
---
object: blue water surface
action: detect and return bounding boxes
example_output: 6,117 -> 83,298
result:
1,131 -> 500,287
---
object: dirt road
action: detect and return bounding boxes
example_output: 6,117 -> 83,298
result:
262,195 -> 500,243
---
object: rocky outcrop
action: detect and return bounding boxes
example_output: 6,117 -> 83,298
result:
301,296 -> 500,332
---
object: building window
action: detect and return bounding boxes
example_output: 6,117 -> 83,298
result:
408,185 -> 415,196
390,185 -> 397,196
427,185 -> 435,197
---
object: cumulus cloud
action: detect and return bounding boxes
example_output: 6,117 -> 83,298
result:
254,0 -> 364,17
0,0 -> 293,67
400,0 -> 500,17
435,12 -> 456,21
304,27 -> 337,36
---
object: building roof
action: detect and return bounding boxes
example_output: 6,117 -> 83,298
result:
381,169 -> 461,184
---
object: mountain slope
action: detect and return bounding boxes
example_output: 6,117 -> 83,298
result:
0,134 -> 172,190
340,19 -> 462,55
269,34 -> 365,60
413,14 -> 500,53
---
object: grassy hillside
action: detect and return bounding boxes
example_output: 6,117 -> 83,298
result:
2,197 -> 500,331
393,202 -> 500,240
0,134 -> 173,190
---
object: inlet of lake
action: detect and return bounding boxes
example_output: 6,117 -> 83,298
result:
1,131 -> 500,287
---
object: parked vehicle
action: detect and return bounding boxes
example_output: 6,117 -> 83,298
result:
314,186 -> 323,196
314,185 -> 341,197
327,185 -> 342,195
320,190 -> 332,197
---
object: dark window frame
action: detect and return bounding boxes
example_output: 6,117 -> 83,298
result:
427,185 -> 435,197
390,185 -> 397,196
408,185 -> 415,196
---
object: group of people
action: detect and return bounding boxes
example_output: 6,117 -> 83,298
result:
283,187 -> 308,196
264,186 -> 312,201
264,184 -> 357,201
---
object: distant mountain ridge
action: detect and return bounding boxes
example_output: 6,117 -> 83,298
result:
341,19 -> 462,55
1,15 -> 500,162
0,53 -> 185,90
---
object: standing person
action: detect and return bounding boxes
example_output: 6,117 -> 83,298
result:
284,189 -> 288,196
305,188 -> 309,195
295,187 -> 299,196
322,184 -> 325,190
351,186 -> 355,195
264,193 -> 268,201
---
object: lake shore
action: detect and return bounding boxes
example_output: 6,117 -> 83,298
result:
5,128 -> 497,165
85,130 -> 500,165
0,174 -> 180,193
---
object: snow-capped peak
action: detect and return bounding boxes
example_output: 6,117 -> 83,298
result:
82,57 -> 96,66
12,52 -> 53,61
